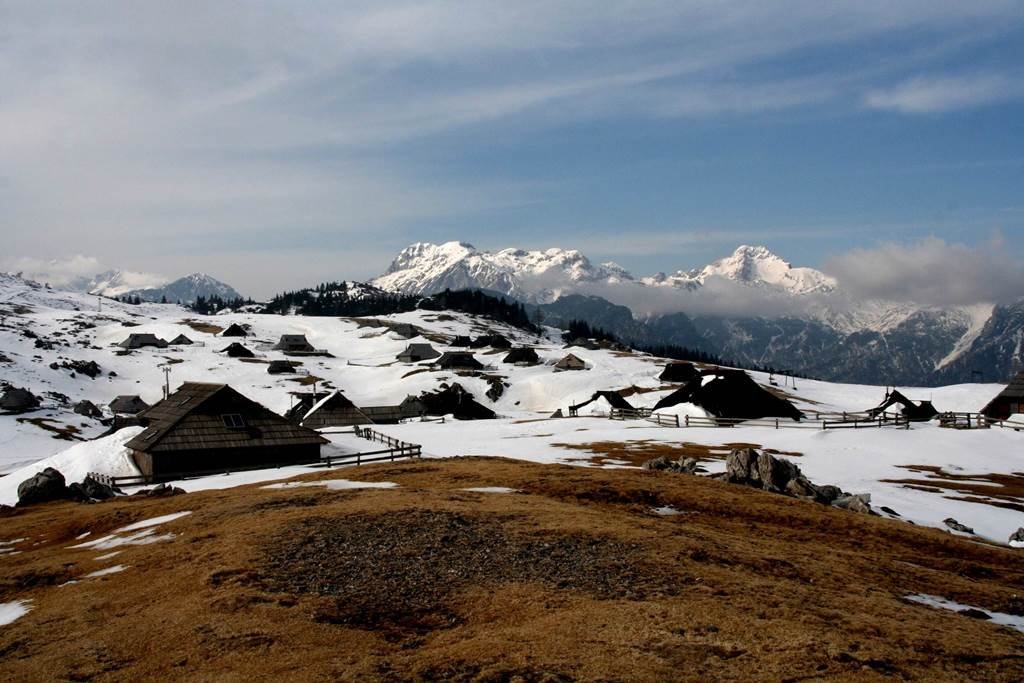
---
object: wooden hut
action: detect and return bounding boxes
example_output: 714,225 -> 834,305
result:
420,383 -> 495,420
168,334 -> 194,345
267,360 -> 296,375
301,390 -> 371,428
220,323 -> 248,337
569,391 -> 634,416
0,387 -> 40,414
554,353 -> 587,371
109,395 -> 150,415
470,334 -> 512,349
659,362 -> 699,383
285,392 -> 330,423
503,347 -> 540,365
980,371 -> 1024,421
117,333 -> 168,349
653,370 -> 803,423
219,342 -> 255,358
866,389 -> 939,422
73,400 -> 103,418
273,334 -> 316,354
126,383 -> 327,481
397,343 -> 441,363
450,335 -> 472,347
435,351 -> 484,371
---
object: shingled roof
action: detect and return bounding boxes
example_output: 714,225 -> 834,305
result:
126,383 -> 326,453
981,371 -> 1024,420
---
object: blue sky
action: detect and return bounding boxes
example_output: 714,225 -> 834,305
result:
2,1 -> 1023,298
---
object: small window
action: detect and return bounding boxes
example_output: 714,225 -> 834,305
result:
222,414 -> 246,429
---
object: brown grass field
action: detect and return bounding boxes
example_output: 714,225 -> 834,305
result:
1,457 -> 1024,681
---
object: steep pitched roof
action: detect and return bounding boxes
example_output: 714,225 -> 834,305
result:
126,382 -> 326,453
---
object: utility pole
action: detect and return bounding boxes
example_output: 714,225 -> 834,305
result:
161,365 -> 172,400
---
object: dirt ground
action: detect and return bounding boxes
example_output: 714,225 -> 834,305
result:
1,457 -> 1024,681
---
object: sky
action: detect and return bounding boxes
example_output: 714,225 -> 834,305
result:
2,1 -> 1023,300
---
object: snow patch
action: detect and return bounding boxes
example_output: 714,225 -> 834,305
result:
262,479 -> 398,491
114,511 -> 192,534
461,486 -> 519,494
905,594 -> 1024,633
0,600 -> 32,626
83,564 -> 128,579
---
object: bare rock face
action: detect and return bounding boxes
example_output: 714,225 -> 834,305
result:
1009,528 -> 1024,546
642,456 -> 703,474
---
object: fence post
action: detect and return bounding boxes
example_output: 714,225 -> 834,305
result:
775,418 -> 779,430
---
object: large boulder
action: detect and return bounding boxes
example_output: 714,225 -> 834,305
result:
17,467 -> 69,506
724,448 -> 874,512
1009,528 -> 1024,547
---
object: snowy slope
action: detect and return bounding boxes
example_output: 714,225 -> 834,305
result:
1,273 -> 1022,545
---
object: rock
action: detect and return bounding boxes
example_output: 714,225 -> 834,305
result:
957,608 -> 991,620
147,483 -> 185,497
1009,528 -> 1024,545
79,476 -> 120,500
944,518 -> 974,534
642,456 -> 674,471
17,467 -> 69,506
677,457 -> 701,475
815,485 -> 843,504
485,378 -> 505,402
880,506 -> 901,517
832,494 -> 874,515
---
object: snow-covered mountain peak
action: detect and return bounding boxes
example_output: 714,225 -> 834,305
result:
693,244 -> 837,295
86,269 -> 169,297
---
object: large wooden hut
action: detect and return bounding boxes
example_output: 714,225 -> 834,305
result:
503,347 -> 540,365
220,323 -> 248,337
126,382 -> 327,481
397,343 -> 441,363
117,333 -> 168,349
653,369 -> 803,423
659,362 -> 699,383
981,371 -> 1024,421
301,391 -> 371,428
435,351 -> 484,371
273,334 -> 316,354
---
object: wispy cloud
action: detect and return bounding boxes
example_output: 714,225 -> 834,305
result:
863,72 -> 1024,113
1,2 -> 1022,295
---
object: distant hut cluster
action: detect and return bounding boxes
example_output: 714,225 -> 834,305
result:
125,382 -> 326,481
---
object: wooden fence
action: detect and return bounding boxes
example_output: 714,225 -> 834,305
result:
319,427 -> 422,467
608,408 -> 910,430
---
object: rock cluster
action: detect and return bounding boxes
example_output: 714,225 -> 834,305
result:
16,468 -> 121,506
643,447 -> 875,515
642,455 -> 703,474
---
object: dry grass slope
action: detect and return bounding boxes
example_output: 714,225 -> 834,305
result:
1,457 -> 1023,681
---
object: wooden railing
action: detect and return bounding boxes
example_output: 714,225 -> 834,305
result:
606,410 -> 911,430
320,428 -> 422,467
608,407 -> 653,420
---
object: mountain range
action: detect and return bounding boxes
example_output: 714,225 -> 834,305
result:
373,241 -> 1023,385
68,270 -> 243,304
